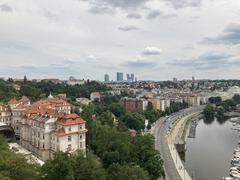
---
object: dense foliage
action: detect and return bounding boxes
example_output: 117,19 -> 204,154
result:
0,80 -> 19,102
0,136 -> 40,180
203,94 -> 240,122
0,78 -> 110,102
41,152 -> 107,180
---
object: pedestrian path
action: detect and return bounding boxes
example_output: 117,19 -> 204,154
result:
168,143 -> 192,180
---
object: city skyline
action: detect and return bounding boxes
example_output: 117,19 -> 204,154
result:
0,0 -> 240,80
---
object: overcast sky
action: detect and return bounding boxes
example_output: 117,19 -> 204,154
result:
0,0 -> 240,81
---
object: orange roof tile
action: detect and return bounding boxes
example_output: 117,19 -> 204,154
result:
24,106 -> 63,116
8,98 -> 19,105
20,96 -> 29,102
55,127 -> 66,136
56,114 -> 85,126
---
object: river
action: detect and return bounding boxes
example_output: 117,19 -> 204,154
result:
185,118 -> 239,180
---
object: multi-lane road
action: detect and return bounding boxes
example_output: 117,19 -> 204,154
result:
151,106 -> 205,180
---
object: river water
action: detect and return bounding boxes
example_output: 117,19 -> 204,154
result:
185,118 -> 239,180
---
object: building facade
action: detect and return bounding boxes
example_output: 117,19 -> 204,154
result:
117,72 -> 124,82
0,96 -> 87,161
123,98 -> 148,112
104,74 -> 110,82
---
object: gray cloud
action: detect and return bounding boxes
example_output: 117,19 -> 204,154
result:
127,13 -> 142,19
163,0 -> 202,9
90,0 -> 148,9
86,0 -> 149,14
204,24 -> 240,45
118,25 -> 138,31
162,13 -> 178,18
146,10 -> 177,20
123,60 -> 157,68
89,5 -> 115,15
43,10 -> 59,21
146,10 -> 161,19
0,4 -> 12,12
171,52 -> 237,70
143,46 -> 162,55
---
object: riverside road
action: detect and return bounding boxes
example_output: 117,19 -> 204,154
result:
151,106 -> 205,180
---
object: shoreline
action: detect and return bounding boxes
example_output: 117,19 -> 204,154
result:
167,112 -> 202,180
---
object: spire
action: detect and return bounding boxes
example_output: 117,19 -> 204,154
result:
48,92 -> 53,99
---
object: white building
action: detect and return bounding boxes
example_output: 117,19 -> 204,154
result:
90,92 -> 101,102
0,96 -> 87,161
0,104 -> 11,125
160,99 -> 171,112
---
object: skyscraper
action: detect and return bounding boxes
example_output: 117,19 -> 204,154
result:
127,74 -> 130,81
117,72 -> 124,82
192,76 -> 195,81
104,74 -> 109,82
126,73 -> 134,82
130,73 -> 134,82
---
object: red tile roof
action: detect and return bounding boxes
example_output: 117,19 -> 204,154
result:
19,96 -> 29,102
55,127 -> 66,136
56,114 -> 85,126
8,98 -> 19,105
23,106 -> 63,116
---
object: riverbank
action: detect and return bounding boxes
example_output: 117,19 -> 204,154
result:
167,112 -> 202,180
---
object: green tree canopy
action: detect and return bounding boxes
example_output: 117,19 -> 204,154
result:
108,164 -> 150,180
121,112 -> 145,131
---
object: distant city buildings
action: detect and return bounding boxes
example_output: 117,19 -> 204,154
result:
104,74 -> 110,82
66,76 -> 85,86
192,76 -> 195,82
117,72 -> 124,82
127,73 -> 135,82
173,77 -> 178,83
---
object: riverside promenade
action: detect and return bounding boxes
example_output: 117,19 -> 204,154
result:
151,106 -> 204,180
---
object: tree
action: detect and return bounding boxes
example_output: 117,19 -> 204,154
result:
233,94 -> 240,105
24,75 -> 27,83
109,103 -> 124,117
40,152 -> 74,180
121,112 -> 145,131
0,136 -> 40,180
131,135 -> 165,180
98,111 -> 115,127
91,124 -> 132,168
143,110 -> 160,124
72,153 -> 107,180
108,164 -> 150,180
203,104 -> 215,122
209,96 -> 222,104
216,106 -> 225,120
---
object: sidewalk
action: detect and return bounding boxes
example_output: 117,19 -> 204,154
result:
168,143 -> 192,180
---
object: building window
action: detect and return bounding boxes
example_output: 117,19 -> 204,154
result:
68,144 -> 72,151
80,142 -> 82,148
68,136 -> 71,142
79,125 -> 82,129
38,132 -> 40,138
79,135 -> 82,139
43,135 -> 45,140
43,143 -> 45,149
68,127 -> 71,132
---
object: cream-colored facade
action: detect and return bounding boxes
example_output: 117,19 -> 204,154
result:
148,98 -> 161,111
0,97 -> 87,161
0,105 -> 11,125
